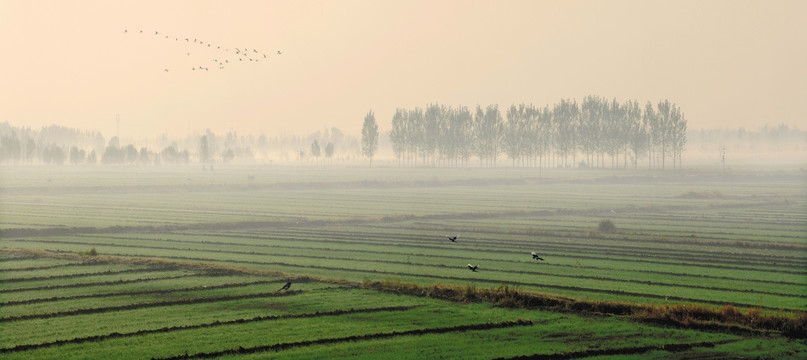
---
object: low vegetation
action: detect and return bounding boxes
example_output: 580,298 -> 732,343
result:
362,279 -> 807,338
1,166 -> 804,358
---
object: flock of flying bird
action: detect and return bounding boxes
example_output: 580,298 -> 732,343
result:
446,234 -> 545,272
123,29 -> 282,72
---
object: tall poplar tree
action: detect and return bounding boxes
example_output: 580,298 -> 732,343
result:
361,110 -> 379,165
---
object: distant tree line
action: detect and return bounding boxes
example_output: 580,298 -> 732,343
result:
0,123 -> 361,165
388,97 -> 688,169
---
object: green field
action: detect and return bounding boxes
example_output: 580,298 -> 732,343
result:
1,165 -> 805,358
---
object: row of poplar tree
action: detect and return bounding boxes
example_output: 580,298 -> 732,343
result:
387,96 -> 687,169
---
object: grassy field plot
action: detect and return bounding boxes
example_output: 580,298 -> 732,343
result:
2,251 -> 804,359
1,166 -> 805,358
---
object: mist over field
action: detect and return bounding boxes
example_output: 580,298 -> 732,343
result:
2,1 -> 806,358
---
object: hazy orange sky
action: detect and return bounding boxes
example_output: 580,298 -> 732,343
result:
1,0 -> 805,139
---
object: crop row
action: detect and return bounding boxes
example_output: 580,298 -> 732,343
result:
0,305 -> 417,354
1,268 -> 161,284
0,262 -> 94,272
0,278 -> 291,307
0,290 -> 301,323
494,339 -> 738,360
0,255 -> 36,262
0,274 -> 193,294
153,319 -> 535,360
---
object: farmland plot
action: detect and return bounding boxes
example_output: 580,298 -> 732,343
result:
1,165 -> 805,358
2,252 -> 804,359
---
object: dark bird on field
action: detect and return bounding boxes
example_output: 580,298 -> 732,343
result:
277,282 -> 291,292
467,264 -> 479,272
531,252 -> 544,261
447,234 -> 459,242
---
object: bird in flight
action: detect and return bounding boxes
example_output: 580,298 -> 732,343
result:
447,234 -> 459,242
467,264 -> 479,272
531,252 -> 544,261
277,282 -> 292,292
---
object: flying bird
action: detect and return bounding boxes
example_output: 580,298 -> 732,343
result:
277,50 -> 282,55
467,264 -> 479,272
277,282 -> 291,292
531,252 -> 544,261
447,234 -> 459,242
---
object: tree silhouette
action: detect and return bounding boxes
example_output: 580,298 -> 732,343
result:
311,139 -> 321,163
361,110 -> 379,165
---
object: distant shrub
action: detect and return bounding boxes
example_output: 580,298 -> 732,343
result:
679,190 -> 725,199
598,219 -> 616,233
84,247 -> 97,256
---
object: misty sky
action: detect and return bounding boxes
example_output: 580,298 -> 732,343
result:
1,0 -> 805,139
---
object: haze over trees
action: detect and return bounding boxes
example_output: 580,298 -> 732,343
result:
361,110 -> 379,165
0,100 -> 803,168
0,123 -> 360,166
388,97 -> 689,169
